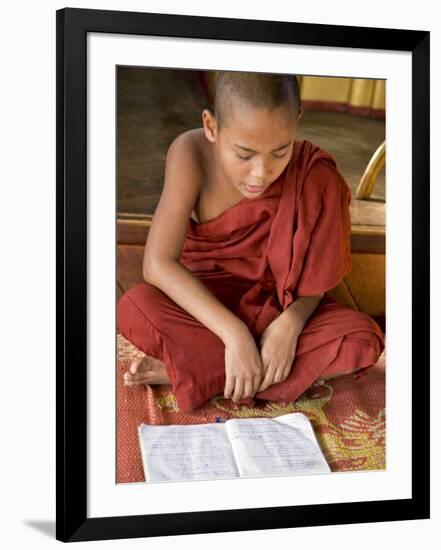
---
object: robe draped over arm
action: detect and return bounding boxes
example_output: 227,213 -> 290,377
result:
287,158 -> 352,299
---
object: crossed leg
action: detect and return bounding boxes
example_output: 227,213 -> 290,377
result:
117,282 -> 385,410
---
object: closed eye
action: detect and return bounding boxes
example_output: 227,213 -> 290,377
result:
236,152 -> 287,161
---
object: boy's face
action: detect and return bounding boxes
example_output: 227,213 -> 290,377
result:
202,101 -> 302,198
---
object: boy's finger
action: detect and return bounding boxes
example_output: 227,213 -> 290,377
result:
232,379 -> 244,403
258,365 -> 274,390
224,375 -> 235,398
282,365 -> 292,380
257,381 -> 269,392
253,374 -> 262,394
273,366 -> 285,384
243,379 -> 254,399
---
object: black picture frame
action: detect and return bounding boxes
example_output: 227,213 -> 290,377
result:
56,7 -> 430,543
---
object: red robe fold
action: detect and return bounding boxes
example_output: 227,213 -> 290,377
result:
117,139 -> 385,411
181,139 -> 353,336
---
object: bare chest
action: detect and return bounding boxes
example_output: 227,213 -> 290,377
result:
190,184 -> 245,225
189,128 -> 244,224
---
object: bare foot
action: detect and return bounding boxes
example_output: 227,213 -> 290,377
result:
123,354 -> 170,387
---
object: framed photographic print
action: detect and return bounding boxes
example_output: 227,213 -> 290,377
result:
56,7 -> 430,543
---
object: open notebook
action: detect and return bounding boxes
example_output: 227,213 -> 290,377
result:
138,412 -> 330,482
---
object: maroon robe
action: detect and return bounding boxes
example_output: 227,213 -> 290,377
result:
117,139 -> 385,411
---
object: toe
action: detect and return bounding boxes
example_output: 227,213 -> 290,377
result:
129,357 -> 143,374
125,370 -> 150,383
123,371 -> 134,384
124,378 -> 148,386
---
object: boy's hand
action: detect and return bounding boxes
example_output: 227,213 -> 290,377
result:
256,315 -> 300,392
223,326 -> 264,403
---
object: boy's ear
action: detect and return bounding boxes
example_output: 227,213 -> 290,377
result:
296,108 -> 304,123
202,108 -> 217,143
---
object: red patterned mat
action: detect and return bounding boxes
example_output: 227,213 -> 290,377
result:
117,333 -> 386,483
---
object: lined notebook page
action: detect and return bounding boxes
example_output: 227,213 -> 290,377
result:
138,423 -> 239,482
225,412 -> 331,478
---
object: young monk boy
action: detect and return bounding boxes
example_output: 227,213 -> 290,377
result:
117,71 -> 385,412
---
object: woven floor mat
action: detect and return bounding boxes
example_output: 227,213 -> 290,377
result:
117,333 -> 386,483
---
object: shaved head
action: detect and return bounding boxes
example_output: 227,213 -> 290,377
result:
211,71 -> 301,131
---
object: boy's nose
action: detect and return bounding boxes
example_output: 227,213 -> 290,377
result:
250,160 -> 272,180
250,168 -> 270,181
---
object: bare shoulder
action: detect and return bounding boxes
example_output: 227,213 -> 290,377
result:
174,127 -> 209,173
165,128 -> 207,182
